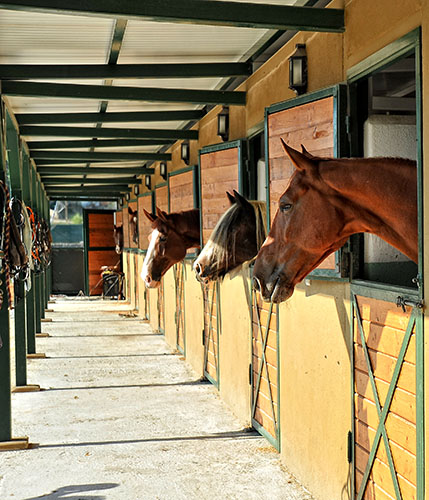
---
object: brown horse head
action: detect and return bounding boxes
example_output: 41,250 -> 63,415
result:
194,190 -> 267,283
141,207 -> 200,288
113,225 -> 123,254
128,206 -> 138,245
253,140 -> 417,303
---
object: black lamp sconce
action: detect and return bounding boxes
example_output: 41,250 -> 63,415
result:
289,44 -> 307,96
145,174 -> 152,190
134,185 -> 139,196
125,192 -> 130,201
119,197 -> 124,207
160,162 -> 168,180
181,141 -> 190,165
217,106 -> 230,142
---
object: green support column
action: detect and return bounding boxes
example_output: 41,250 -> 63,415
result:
0,96 -> 28,448
33,168 -> 42,334
6,113 -> 27,387
22,152 -> 35,354
44,195 -> 51,304
37,181 -> 46,320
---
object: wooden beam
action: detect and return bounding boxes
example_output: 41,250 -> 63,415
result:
28,139 -> 173,149
38,167 -> 154,175
43,178 -> 142,185
2,63 -> 251,81
20,125 -> 198,140
17,110 -> 205,125
31,151 -> 171,161
0,1 -> 345,32
46,185 -> 132,192
2,81 -> 247,106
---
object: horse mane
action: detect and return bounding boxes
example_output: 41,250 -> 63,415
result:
207,201 -> 267,272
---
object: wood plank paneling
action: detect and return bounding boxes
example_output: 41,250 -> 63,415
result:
122,206 -> 130,249
128,200 -> 138,249
353,295 -> 417,499
203,281 -> 219,384
115,210 -> 122,227
138,194 -> 153,251
200,147 -> 239,245
155,184 -> 168,213
267,96 -> 335,272
88,212 -> 115,248
169,170 -> 194,213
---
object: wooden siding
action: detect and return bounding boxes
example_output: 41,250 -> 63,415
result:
353,295 -> 417,500
122,206 -> 130,249
169,170 -> 194,213
137,194 -> 153,251
200,147 -> 239,245
174,262 -> 185,353
155,184 -> 168,213
267,96 -> 335,271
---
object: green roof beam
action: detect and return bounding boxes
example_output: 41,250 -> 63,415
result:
0,1 -> 344,32
2,81 -> 246,106
21,125 -> 198,140
42,178 -> 142,185
31,151 -> 171,161
27,138 -> 173,149
38,167 -> 154,176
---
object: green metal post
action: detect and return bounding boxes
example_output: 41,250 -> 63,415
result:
6,113 -> 27,387
22,151 -> 35,354
38,180 -> 46,319
0,97 -> 12,441
31,164 -> 41,335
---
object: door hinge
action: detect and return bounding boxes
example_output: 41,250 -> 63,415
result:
202,329 -> 205,345
412,274 -> 422,290
248,363 -> 252,385
396,296 -> 424,312
347,431 -> 353,463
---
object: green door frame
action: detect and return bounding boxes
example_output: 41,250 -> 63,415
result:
347,28 -> 424,500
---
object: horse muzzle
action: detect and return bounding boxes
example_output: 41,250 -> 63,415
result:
253,271 -> 294,303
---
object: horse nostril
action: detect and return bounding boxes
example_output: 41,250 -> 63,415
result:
195,262 -> 202,275
253,276 -> 261,292
146,275 -> 151,284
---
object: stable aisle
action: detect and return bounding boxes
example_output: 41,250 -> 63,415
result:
0,298 -> 313,500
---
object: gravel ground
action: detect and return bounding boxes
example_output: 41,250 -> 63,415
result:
0,297 -> 314,500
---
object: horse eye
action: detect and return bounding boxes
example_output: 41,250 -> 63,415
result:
280,203 -> 292,213
159,235 -> 167,242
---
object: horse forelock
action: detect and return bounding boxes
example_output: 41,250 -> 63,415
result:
206,200 -> 267,272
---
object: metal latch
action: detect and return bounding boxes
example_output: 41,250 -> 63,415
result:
396,296 -> 424,312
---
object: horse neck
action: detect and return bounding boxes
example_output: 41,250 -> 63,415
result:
319,158 -> 418,261
169,209 -> 200,247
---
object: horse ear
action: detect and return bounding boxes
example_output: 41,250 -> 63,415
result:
156,207 -> 168,222
281,139 -> 316,171
143,208 -> 156,223
226,191 -> 236,205
301,144 -> 315,158
128,206 -> 133,215
232,190 -> 252,209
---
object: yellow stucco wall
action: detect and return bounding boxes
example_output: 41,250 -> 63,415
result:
126,1 -> 429,498
163,267 -> 177,348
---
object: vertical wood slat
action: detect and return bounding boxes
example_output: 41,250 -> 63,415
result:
169,170 -> 194,213
267,96 -> 336,271
155,184 -> 168,213
353,295 -> 417,500
137,194 -> 153,251
122,206 -> 130,249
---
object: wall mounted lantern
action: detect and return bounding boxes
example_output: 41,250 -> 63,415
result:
288,44 -> 307,96
217,106 -> 230,142
119,197 -> 124,207
125,193 -> 130,201
134,184 -> 139,196
181,141 -> 190,165
145,174 -> 152,190
160,162 -> 168,180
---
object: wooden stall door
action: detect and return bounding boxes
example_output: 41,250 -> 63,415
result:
266,87 -> 347,277
352,288 -> 423,500
173,262 -> 186,354
203,281 -> 220,387
155,184 -> 168,334
85,210 -> 118,296
199,142 -> 243,388
251,292 -> 280,449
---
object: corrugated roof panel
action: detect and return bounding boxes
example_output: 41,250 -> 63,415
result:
6,96 -> 103,114
112,77 -> 224,91
119,21 -> 271,65
0,11 -> 113,64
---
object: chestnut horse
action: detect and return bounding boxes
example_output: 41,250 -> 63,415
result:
141,207 -> 200,288
253,140 -> 417,303
194,190 -> 267,283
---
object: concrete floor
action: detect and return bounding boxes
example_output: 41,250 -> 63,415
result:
0,298 -> 314,500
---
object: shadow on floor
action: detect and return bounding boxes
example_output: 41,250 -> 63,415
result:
23,483 -> 118,500
31,429 -> 259,450
44,379 -> 210,392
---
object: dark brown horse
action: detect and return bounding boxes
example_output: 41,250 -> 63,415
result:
194,190 -> 267,283
113,225 -> 123,254
141,207 -> 200,288
253,140 -> 417,303
128,206 -> 138,245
